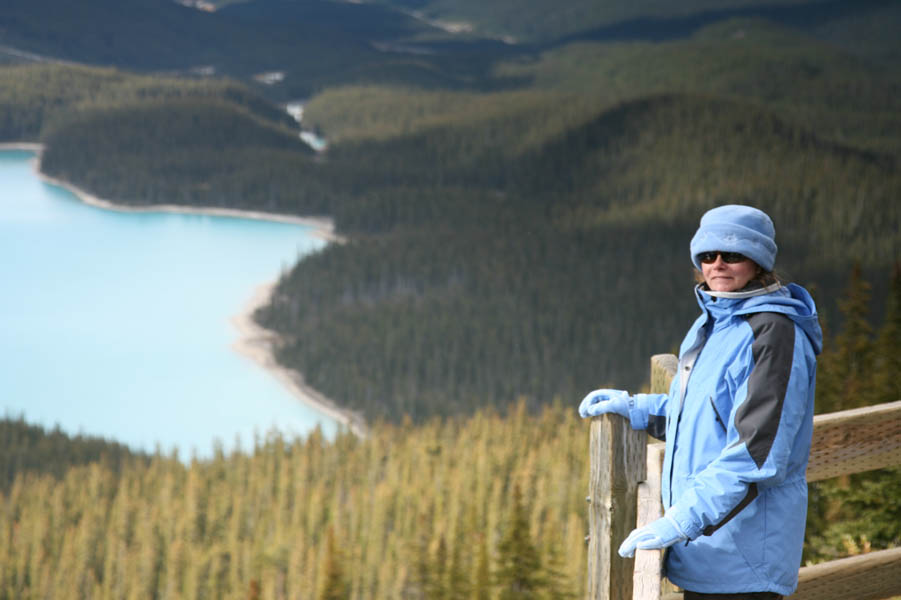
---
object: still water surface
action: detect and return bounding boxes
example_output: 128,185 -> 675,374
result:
0,150 -> 338,457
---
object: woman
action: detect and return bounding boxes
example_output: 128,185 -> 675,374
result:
579,205 -> 822,599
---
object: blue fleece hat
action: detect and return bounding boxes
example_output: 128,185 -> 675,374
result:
690,205 -> 777,271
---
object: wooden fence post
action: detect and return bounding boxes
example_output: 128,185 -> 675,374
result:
634,354 -> 680,600
648,354 -> 677,397
633,442 -> 666,600
587,413 -> 647,600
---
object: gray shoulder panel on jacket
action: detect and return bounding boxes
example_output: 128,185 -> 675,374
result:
733,312 -> 795,469
647,414 -> 666,441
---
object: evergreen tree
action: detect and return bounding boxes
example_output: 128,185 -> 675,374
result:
405,516 -> 433,600
540,536 -> 577,600
494,485 -> 545,600
445,529 -> 470,600
319,528 -> 350,600
247,579 -> 261,600
823,264 -> 901,553
806,265 -> 901,561
472,533 -> 492,600
816,264 -> 875,413
872,262 -> 901,405
427,536 -> 449,600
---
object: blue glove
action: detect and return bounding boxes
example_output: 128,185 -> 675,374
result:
578,389 -> 631,419
617,515 -> 687,558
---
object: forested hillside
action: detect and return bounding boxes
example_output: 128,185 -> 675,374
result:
0,417 -> 143,493
39,99 -> 327,212
373,0 -> 901,59
257,88 -> 899,420
256,20 -> 899,422
806,264 -> 901,562
0,402 -> 590,599
0,64 -> 294,141
2,12 -> 898,424
0,0 -> 513,97
0,65 -> 342,215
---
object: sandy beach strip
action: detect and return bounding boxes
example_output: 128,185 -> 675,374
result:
0,142 -> 44,152
1,143 -> 343,242
3,142 -> 364,435
231,283 -> 367,437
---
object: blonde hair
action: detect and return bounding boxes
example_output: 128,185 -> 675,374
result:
694,262 -> 783,289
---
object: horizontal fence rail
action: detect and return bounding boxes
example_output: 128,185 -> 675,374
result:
806,400 -> 901,482
793,547 -> 901,600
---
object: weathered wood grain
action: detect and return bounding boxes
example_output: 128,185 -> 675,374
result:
793,546 -> 901,600
633,443 -> 666,600
650,354 -> 678,396
807,400 -> 901,482
588,413 -> 647,600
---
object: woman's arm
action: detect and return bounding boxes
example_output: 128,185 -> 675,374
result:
579,389 -> 670,440
629,392 -> 670,440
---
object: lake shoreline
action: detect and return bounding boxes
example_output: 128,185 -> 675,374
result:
2,143 -> 365,437
1,143 -> 343,243
230,283 -> 368,437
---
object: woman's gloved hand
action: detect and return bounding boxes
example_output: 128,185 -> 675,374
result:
578,389 -> 631,419
617,515 -> 688,558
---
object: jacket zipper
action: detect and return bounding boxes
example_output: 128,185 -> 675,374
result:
709,396 -> 727,433
669,355 -> 697,506
667,321 -> 710,507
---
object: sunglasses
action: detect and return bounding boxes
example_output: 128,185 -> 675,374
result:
698,251 -> 747,264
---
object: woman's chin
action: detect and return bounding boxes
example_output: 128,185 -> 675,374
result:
709,282 -> 736,292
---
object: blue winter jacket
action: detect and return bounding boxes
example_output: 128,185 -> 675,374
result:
628,282 -> 822,596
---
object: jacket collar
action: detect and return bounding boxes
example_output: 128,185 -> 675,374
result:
700,282 -> 784,300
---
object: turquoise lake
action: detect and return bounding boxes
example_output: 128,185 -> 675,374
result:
0,149 -> 338,458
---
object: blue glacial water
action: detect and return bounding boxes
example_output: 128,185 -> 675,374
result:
0,149 -> 338,458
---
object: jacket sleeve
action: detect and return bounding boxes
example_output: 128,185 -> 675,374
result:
628,375 -> 675,441
665,313 -> 815,539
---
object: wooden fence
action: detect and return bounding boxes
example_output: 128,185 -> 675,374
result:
587,354 -> 901,600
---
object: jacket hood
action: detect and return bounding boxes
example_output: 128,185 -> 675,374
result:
696,283 -> 823,355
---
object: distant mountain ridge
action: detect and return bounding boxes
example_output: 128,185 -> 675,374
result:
0,0 -> 507,96
4,0 -> 899,97
376,0 -> 901,59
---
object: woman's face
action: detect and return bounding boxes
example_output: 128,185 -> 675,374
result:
701,252 -> 759,292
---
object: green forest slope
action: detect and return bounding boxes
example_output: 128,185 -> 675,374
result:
3,15 -> 899,423
0,64 -> 294,140
0,0 -> 513,98
0,417 -> 143,493
256,21 -> 899,421
257,90 -> 899,420
0,403 -> 590,599
376,0 -> 901,59
0,64 -> 340,216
